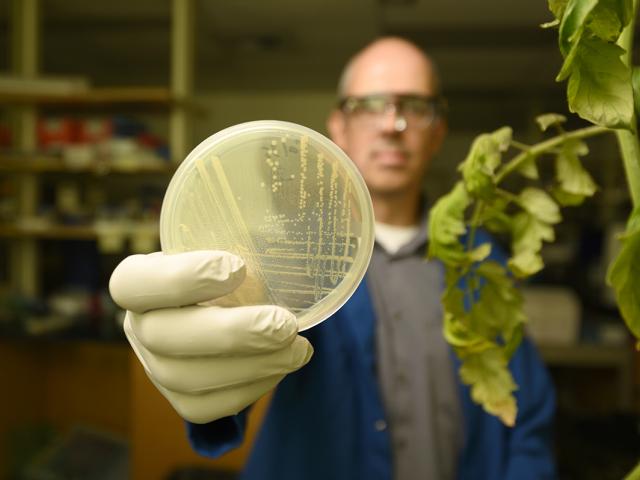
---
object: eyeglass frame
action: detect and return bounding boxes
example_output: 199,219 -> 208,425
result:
337,93 -> 447,130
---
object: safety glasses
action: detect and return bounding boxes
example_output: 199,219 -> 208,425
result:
339,93 -> 446,131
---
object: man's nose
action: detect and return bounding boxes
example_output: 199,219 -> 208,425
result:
379,105 -> 407,133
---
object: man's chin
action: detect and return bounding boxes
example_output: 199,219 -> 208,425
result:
368,179 -> 414,197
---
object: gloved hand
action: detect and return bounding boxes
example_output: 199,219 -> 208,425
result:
109,250 -> 313,424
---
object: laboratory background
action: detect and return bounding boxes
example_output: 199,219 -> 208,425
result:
0,0 -> 639,479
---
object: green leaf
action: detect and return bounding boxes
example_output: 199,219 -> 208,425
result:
459,128 -> 512,199
556,0 -> 632,86
617,0 -> 634,26
566,38 -> 633,128
459,348 -> 518,426
548,0 -> 570,20
427,182 -> 469,266
518,188 -> 562,224
586,0 -> 634,41
503,324 -> 524,360
587,0 -> 624,41
606,209 -> 640,339
555,140 -> 598,200
557,0 -> 598,58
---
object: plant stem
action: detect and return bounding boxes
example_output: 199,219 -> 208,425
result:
496,125 -> 609,184
615,0 -> 640,208
623,461 -> 640,480
510,140 -> 531,151
466,202 -> 484,251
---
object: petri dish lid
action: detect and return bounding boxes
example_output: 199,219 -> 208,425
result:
160,120 -> 374,330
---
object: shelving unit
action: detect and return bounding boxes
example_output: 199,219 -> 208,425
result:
0,154 -> 176,174
1,0 -> 190,296
0,1 -> 206,478
0,86 -> 173,105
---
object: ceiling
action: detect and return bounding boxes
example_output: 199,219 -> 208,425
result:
0,0 -> 566,93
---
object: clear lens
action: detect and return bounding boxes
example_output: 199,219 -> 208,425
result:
341,94 -> 441,129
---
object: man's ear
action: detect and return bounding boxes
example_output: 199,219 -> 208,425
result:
327,109 -> 347,150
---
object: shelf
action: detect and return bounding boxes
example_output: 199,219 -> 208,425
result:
0,86 -> 173,107
0,224 -> 97,239
0,154 -> 176,175
0,222 -> 160,242
538,343 -> 635,411
538,343 -> 633,368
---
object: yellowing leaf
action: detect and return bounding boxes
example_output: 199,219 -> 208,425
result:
535,113 -> 567,132
478,196 -> 513,234
459,128 -> 512,199
512,211 -> 555,251
471,261 -> 526,336
509,209 -> 556,278
469,243 -> 492,262
517,154 -> 540,180
459,348 -> 518,427
518,188 -> 562,224
442,276 -> 467,318
552,187 -> 588,206
444,312 -> 495,353
541,19 -> 560,28
555,140 -> 598,199
509,250 -> 545,278
427,182 -> 469,266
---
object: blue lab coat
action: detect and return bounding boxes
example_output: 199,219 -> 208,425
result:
186,238 -> 556,480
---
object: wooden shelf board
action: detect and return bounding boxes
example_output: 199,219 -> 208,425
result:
0,224 -> 97,240
538,343 -> 633,368
0,155 -> 175,175
0,87 -> 173,106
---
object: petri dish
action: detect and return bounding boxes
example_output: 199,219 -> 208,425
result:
159,120 -> 374,330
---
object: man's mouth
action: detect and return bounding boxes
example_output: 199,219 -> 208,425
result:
372,149 -> 408,167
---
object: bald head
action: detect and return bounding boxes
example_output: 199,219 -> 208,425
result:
337,37 -> 440,98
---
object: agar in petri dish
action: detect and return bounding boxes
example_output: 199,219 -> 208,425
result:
159,120 -> 374,330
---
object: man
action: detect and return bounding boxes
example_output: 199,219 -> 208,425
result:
110,37 -> 556,479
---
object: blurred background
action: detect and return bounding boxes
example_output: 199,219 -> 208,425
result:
0,0 -> 639,479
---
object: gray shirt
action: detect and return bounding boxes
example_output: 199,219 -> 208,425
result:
367,219 -> 463,480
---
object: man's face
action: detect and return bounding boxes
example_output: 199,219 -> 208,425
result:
328,47 -> 446,198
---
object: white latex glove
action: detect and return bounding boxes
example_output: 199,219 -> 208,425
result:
109,250 -> 313,424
